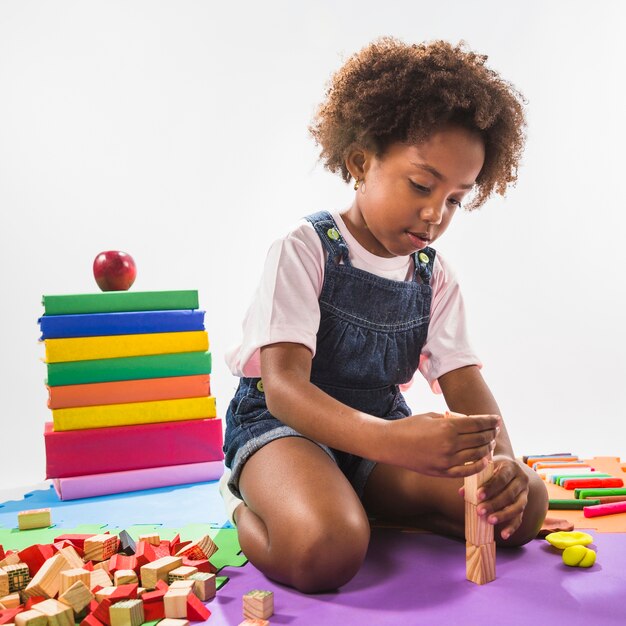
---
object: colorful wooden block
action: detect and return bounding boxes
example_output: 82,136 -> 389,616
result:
167,566 -> 197,583
108,555 -> 137,576
185,593 -> 210,621
109,598 -> 144,626
466,541 -> 496,585
31,598 -> 75,626
15,609 -> 48,626
138,534 -> 160,547
57,546 -> 85,570
90,568 -> 113,591
117,532 -> 136,557
23,553 -> 72,599
60,568 -> 90,595
79,614 -> 105,626
4,563 -> 30,592
84,536 -> 118,563
169,581 -> 195,592
174,536 -> 217,561
164,589 -> 190,619
94,587 -> 117,602
243,590 -> 274,620
188,572 -> 215,601
17,509 -> 51,531
0,593 -> 21,608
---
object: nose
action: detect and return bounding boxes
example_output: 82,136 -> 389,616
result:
420,200 -> 445,225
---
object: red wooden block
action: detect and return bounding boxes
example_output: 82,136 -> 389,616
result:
155,580 -> 169,592
18,544 -> 55,576
182,558 -> 216,574
134,541 -> 156,567
186,594 -> 210,621
151,541 -> 172,560
108,554 -> 138,575
0,545 -> 5,560
93,598 -> 112,626
80,614 -> 105,626
53,540 -> 85,558
168,534 -> 181,556
54,534 -> 95,549
172,541 -> 191,556
109,584 -> 138,600
142,599 -> 165,621
24,596 -> 47,610
0,608 -> 24,624
89,600 -> 99,613
141,589 -> 166,604
84,561 -> 95,571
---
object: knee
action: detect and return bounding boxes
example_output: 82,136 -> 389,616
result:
499,467 -> 549,548
289,510 -> 370,593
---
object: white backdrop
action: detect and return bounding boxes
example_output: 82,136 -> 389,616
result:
1,0 -> 624,490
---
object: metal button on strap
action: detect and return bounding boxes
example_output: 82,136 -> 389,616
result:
418,252 -> 430,264
327,227 -> 340,241
256,379 -> 264,392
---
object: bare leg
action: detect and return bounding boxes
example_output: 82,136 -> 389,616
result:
363,462 -> 547,546
236,437 -> 371,593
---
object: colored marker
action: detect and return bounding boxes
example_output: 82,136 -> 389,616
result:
583,501 -> 626,518
549,499 -> 600,510
563,478 -> 624,490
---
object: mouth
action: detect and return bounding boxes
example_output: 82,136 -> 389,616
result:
406,231 -> 431,249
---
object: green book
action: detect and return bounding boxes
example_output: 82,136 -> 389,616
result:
42,290 -> 199,315
47,351 -> 212,386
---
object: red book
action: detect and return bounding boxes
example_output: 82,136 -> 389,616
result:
44,418 -> 223,478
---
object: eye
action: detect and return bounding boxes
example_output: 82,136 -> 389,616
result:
448,197 -> 463,208
410,180 -> 430,193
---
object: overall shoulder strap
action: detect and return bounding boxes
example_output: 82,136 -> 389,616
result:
305,211 -> 352,266
411,247 -> 437,285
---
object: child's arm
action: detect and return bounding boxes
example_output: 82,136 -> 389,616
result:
261,342 -> 499,479
439,364 -> 536,539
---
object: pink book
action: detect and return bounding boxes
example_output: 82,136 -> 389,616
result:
53,460 -> 224,500
44,418 -> 223,478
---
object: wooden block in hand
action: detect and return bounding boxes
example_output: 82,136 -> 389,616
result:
113,570 -> 138,586
31,598 -> 75,626
109,598 -> 144,626
189,572 -> 215,601
164,589 -> 190,619
464,462 -> 494,505
466,541 -> 496,585
58,580 -> 94,615
243,590 -> 274,620
464,501 -> 494,546
17,509 -> 51,531
14,609 -> 48,626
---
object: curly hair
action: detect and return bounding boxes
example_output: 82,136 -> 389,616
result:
309,37 -> 527,209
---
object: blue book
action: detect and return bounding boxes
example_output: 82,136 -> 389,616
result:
39,309 -> 205,339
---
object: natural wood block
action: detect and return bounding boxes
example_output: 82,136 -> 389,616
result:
464,501 -> 494,546
189,573 -> 215,602
167,566 -> 197,583
31,598 -> 75,626
163,589 -> 190,619
0,593 -> 21,608
157,620 -> 189,626
113,571 -> 138,586
90,568 -> 112,591
4,563 -> 30,592
137,534 -> 160,547
238,619 -> 270,626
14,609 -> 48,626
168,581 -> 194,591
464,461 -> 494,505
0,570 -> 7,598
174,536 -> 217,561
18,509 -> 51,531
23,554 -> 71,599
243,590 -> 274,620
60,568 -> 90,595
109,598 -> 144,626
59,580 -> 94,615
0,553 -> 21,568
140,556 -> 182,590
57,546 -> 84,570
466,541 -> 496,585
94,587 -> 117,602
83,535 -> 118,563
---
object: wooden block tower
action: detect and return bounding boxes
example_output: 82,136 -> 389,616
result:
464,461 -> 496,584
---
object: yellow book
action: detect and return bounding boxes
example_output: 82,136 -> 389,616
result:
44,331 -> 209,363
52,396 -> 216,431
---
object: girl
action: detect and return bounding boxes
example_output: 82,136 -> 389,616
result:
220,37 -> 548,593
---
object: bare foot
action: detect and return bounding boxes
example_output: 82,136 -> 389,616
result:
537,516 -> 575,538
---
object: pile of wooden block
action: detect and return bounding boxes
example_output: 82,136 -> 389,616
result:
0,529 -> 219,625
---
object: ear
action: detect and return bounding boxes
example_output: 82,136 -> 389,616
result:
345,145 -> 374,181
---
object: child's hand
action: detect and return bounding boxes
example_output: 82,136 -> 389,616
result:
389,412 -> 500,477
468,455 -> 531,540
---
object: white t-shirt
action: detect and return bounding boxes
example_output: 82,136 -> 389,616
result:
225,210 -> 481,393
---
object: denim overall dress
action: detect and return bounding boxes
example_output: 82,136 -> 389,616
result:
223,210 -> 436,499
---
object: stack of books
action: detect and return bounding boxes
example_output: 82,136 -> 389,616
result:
39,290 -> 223,500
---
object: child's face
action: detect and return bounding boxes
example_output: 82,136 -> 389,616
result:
350,125 -> 485,258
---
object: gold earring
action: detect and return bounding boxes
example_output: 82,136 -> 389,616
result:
354,178 -> 360,191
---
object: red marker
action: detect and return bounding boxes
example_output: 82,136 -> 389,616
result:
583,501 -> 626,518
562,478 -> 624,490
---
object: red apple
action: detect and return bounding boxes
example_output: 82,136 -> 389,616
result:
93,250 -> 137,291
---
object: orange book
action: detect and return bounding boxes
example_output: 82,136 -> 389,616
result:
47,375 -> 210,409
